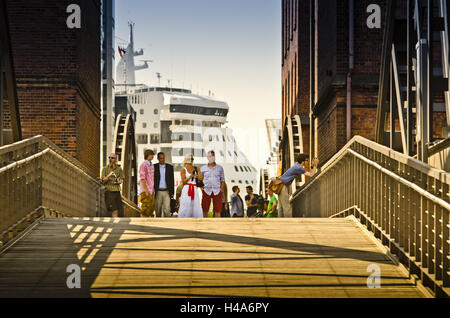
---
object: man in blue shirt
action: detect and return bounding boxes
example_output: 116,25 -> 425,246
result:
230,186 -> 244,217
272,153 -> 319,217
154,152 -> 175,217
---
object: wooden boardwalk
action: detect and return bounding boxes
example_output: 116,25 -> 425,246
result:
0,217 -> 428,298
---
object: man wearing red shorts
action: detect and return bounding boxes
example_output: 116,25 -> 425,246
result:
201,151 -> 225,218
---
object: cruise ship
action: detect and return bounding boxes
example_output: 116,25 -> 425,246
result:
114,23 -> 257,198
116,84 -> 258,194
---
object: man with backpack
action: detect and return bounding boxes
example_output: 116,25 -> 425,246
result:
270,154 -> 319,217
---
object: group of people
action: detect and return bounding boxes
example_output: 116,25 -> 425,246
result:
177,151 -> 226,218
100,150 -> 175,218
229,153 -> 319,218
100,149 -> 319,218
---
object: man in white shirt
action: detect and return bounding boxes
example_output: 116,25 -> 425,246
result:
200,150 -> 225,218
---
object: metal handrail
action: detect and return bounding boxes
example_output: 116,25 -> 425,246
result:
292,135 -> 450,202
348,149 -> 450,211
0,141 -> 106,240
0,135 -> 97,179
0,148 -> 49,173
292,146 -> 450,212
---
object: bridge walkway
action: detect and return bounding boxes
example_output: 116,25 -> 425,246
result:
0,217 -> 429,298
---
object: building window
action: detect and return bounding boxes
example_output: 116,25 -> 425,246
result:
140,109 -> 144,115
234,166 -> 239,172
154,109 -> 158,115
136,134 -> 148,144
154,122 -> 158,128
239,180 -> 242,184
240,166 -> 244,172
142,122 -> 147,128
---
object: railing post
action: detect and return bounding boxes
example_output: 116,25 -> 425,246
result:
443,208 -> 449,287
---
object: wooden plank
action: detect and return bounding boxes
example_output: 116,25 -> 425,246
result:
0,217 -> 428,298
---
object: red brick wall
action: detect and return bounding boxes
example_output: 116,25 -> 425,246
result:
3,0 -> 101,174
314,0 -> 384,162
282,0 -> 299,127
282,0 -> 311,160
283,0 -> 448,167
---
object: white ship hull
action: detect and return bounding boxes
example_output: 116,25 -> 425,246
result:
118,86 -> 258,200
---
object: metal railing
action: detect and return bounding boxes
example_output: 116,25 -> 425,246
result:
0,146 -> 105,240
0,136 -> 140,245
292,136 -> 450,296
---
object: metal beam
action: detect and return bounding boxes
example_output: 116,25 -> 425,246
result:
427,0 -> 433,144
439,0 -> 450,136
376,0 -> 396,145
309,0 -> 315,158
406,0 -> 415,155
391,45 -> 408,153
416,39 -> 429,162
0,54 -> 3,146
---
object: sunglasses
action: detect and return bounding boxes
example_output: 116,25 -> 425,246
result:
109,157 -> 116,159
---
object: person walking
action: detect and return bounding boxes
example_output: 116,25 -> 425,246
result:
139,149 -> 155,217
245,186 -> 259,217
101,153 -> 124,218
271,154 -> 319,218
200,151 -> 225,218
154,152 -> 174,218
265,188 -> 278,218
230,186 -> 244,218
178,154 -> 204,218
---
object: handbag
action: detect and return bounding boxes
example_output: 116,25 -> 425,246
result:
268,178 -> 284,195
194,167 -> 205,188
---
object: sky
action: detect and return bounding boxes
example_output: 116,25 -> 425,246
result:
114,0 -> 281,171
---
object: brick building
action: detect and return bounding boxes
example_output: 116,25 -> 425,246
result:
282,0 -> 385,164
2,0 -> 101,174
282,0 -> 448,166
281,0 -> 311,157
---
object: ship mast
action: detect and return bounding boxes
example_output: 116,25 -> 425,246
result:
116,21 -> 149,88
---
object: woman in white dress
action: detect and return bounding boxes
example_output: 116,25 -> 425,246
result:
178,154 -> 204,218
